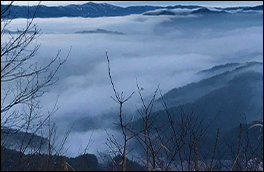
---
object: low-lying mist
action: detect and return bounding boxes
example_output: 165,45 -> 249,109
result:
2,11 -> 263,157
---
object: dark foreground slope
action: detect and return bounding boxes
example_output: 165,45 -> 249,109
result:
1,119 -> 262,171
1,145 -> 145,171
130,61 -> 263,163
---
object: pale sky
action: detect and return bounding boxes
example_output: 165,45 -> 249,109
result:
5,1 -> 263,8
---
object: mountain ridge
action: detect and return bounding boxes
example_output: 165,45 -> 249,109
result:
1,2 -> 262,18
156,61 -> 263,109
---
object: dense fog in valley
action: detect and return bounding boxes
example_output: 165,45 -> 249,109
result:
1,8 -> 263,157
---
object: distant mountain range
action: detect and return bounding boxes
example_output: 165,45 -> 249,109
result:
75,28 -> 125,35
191,7 -> 228,14
143,9 -> 177,16
1,2 -> 263,18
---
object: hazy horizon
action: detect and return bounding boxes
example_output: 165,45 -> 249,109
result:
3,1 -> 263,8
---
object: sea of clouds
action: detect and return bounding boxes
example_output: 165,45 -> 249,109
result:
2,11 -> 263,157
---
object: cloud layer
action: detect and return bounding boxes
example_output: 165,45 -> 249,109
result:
3,12 -> 263,156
